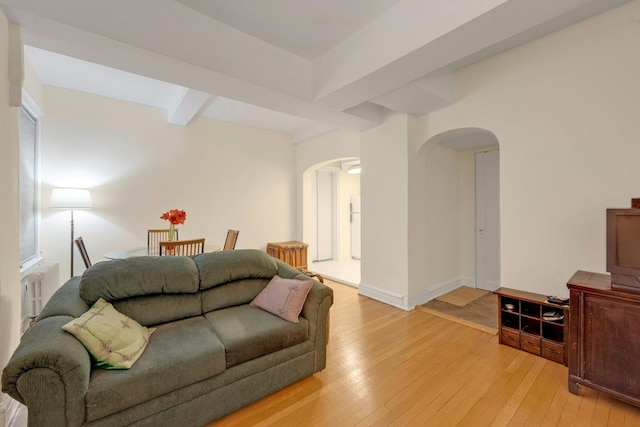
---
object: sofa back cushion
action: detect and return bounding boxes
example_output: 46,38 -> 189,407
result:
113,293 -> 203,327
79,257 -> 201,325
79,257 -> 200,306
194,249 -> 278,291
201,278 -> 270,313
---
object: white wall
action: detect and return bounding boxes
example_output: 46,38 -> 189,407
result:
423,144 -> 460,287
407,121 -> 462,305
23,55 -> 44,110
0,11 -> 22,418
360,113 -> 409,308
418,1 -> 640,297
40,86 -> 296,282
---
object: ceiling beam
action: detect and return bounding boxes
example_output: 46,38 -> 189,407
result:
9,8 -> 378,132
167,89 -> 211,126
311,0 -> 631,112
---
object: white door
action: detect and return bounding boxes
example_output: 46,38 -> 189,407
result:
316,170 -> 333,261
475,150 -> 500,291
350,196 -> 361,260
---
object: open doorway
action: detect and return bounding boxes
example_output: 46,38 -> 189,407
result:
435,129 -> 500,291
304,158 -> 361,287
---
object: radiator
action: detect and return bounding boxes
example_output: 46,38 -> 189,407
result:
24,263 -> 59,317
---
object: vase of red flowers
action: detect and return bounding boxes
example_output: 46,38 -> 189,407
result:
160,209 -> 187,242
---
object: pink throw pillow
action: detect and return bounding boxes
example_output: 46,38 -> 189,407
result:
250,275 -> 313,323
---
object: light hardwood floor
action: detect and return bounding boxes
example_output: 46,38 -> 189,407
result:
210,280 -> 640,427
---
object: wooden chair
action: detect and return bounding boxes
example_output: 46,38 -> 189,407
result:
148,228 -> 178,252
159,238 -> 205,257
74,236 -> 92,268
224,229 -> 239,251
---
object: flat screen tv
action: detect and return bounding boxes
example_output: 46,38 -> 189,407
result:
607,208 -> 640,293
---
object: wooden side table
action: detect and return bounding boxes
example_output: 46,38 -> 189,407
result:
266,241 -> 309,270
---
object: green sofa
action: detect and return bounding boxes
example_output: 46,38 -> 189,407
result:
2,249 -> 333,426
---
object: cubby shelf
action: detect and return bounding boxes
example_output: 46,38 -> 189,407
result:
495,287 -> 569,365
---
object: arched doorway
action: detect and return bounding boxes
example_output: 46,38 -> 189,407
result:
424,128 -> 500,291
302,158 -> 361,287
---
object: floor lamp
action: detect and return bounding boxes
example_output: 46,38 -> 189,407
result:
49,188 -> 93,277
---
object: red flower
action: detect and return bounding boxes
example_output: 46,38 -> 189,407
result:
160,209 -> 187,225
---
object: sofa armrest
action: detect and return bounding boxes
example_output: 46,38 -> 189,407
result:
297,276 -> 334,371
2,315 -> 91,427
274,258 -> 334,370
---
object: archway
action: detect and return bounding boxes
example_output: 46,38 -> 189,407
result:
302,157 -> 361,287
413,127 -> 500,299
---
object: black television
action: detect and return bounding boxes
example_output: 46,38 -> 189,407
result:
607,208 -> 640,293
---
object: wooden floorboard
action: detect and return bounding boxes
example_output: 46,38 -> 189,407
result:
208,280 -> 640,426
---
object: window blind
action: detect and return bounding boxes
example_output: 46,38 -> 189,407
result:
19,107 -> 38,265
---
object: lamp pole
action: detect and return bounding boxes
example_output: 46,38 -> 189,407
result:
70,209 -> 75,277
49,188 -> 93,278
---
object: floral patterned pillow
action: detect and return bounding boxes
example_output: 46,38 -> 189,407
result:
62,298 -> 155,369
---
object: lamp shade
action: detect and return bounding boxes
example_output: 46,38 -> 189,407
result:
49,188 -> 93,209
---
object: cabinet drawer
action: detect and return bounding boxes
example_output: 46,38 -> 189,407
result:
521,333 -> 541,355
501,328 -> 520,348
542,340 -> 564,364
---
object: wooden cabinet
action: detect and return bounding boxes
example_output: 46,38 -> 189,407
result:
567,270 -> 640,407
266,241 -> 309,270
495,287 -> 569,365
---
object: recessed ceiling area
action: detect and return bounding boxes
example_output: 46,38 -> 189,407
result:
174,0 -> 404,59
3,0 -> 631,142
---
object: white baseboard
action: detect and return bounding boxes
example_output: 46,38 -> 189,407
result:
358,283 -> 409,311
359,277 -> 479,311
461,277 -> 476,288
408,277 -> 462,309
485,279 -> 500,291
408,276 -> 478,309
1,393 -> 20,427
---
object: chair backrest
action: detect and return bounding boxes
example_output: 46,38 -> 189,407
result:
223,229 -> 239,251
148,228 -> 179,251
75,236 -> 92,268
159,238 -> 205,257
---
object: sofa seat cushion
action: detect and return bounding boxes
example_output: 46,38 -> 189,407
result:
84,316 -> 225,422
205,305 -> 309,368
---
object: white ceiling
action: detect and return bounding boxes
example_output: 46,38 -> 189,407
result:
1,0 -> 631,143
174,0 -> 404,59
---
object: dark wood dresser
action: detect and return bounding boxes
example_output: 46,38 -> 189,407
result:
567,270 -> 640,407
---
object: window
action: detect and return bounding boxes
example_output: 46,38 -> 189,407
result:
19,97 -> 41,270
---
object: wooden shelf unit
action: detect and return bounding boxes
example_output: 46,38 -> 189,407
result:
495,287 -> 569,365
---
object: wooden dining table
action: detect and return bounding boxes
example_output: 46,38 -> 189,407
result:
104,244 -> 221,259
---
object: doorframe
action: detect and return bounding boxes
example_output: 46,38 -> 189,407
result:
313,167 -> 339,262
475,149 -> 500,291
